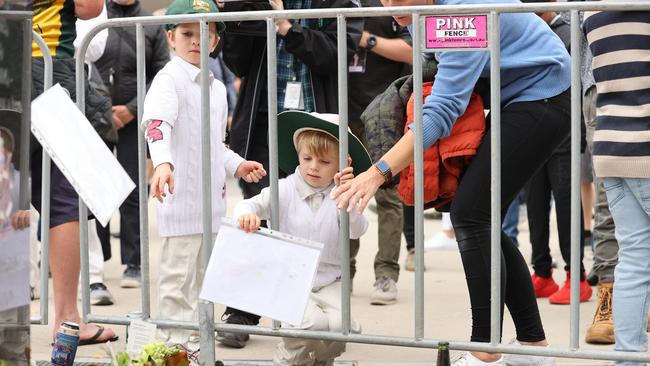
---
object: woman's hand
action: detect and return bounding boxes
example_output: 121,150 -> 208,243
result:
331,167 -> 385,214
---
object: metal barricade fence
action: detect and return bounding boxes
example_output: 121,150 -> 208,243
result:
65,1 -> 650,365
0,9 -> 37,335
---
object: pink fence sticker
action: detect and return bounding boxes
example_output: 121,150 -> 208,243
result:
425,15 -> 488,49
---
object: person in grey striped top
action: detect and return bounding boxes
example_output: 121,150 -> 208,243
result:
584,5 -> 650,364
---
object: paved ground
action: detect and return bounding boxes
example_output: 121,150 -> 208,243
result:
31,177 -> 613,365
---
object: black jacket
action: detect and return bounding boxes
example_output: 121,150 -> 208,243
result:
95,0 -> 169,123
222,0 -> 364,158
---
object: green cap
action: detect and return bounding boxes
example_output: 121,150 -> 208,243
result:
277,111 -> 372,176
164,0 -> 225,32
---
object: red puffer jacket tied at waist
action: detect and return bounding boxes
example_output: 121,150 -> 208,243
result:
398,81 -> 486,210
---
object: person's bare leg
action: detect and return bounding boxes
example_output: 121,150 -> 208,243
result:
49,221 -> 115,341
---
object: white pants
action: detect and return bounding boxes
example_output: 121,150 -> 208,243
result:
87,219 -> 105,285
158,234 -> 211,346
442,212 -> 453,231
274,281 -> 359,366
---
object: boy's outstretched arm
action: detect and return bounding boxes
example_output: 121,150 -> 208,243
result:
232,186 -> 273,232
144,118 -> 175,203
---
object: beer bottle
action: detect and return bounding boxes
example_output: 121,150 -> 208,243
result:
436,341 -> 450,366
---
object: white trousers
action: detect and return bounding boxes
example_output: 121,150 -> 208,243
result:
87,219 -> 105,285
158,234 -> 211,346
274,281 -> 359,366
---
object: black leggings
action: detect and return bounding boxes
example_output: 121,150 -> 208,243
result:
526,136 -> 585,279
450,89 -> 571,343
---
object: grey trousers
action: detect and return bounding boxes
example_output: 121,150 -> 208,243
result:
350,186 -> 404,282
584,86 -> 619,283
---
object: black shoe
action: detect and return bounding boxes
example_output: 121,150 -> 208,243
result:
216,311 -> 258,348
587,270 -> 599,286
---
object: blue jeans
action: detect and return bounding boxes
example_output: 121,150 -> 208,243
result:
603,177 -> 650,366
503,194 -> 521,247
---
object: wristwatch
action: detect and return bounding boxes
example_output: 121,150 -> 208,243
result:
374,159 -> 392,184
366,34 -> 378,51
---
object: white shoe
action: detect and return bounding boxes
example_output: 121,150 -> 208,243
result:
424,232 -> 458,251
452,352 -> 505,366
503,340 -> 554,366
370,276 -> 397,305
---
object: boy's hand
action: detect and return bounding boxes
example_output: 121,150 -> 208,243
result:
151,163 -> 174,203
10,210 -> 30,230
238,213 -> 261,233
334,166 -> 354,187
236,161 -> 267,183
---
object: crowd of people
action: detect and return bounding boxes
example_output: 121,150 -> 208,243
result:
22,0 -> 650,365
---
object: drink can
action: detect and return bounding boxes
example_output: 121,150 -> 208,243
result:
51,321 -> 80,366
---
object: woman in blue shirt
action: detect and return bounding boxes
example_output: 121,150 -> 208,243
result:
333,1 -> 570,365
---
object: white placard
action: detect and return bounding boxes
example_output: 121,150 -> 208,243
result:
0,229 -> 30,312
30,84 -> 136,226
126,320 -> 157,360
200,222 -> 323,326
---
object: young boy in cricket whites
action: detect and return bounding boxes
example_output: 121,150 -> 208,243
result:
141,0 -> 266,348
234,111 -> 371,366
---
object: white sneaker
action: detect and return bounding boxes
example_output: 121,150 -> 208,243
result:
452,352 -> 505,366
424,232 -> 458,251
370,276 -> 397,305
503,340 -> 555,366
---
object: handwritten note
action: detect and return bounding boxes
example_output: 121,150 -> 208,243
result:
126,320 -> 157,360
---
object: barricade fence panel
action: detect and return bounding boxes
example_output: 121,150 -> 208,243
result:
60,2 -> 650,365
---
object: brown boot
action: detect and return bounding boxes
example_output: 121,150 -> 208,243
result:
585,282 -> 614,344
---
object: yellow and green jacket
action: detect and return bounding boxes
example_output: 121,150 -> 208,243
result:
32,0 -> 76,58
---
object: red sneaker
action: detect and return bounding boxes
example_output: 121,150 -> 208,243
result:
531,273 -> 559,298
549,272 -> 593,305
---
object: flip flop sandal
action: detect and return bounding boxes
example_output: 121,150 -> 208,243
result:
78,325 -> 119,346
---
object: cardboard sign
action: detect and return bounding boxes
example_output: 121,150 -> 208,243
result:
425,15 -> 488,50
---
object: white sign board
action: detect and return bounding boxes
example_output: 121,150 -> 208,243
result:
200,222 -> 323,326
0,229 -> 30,312
31,84 -> 136,226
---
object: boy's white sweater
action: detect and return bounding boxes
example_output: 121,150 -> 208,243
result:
233,168 -> 368,290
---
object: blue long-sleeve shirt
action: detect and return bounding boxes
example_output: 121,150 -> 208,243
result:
410,0 -> 571,149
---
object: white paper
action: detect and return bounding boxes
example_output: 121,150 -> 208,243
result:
200,222 -> 323,326
126,320 -> 157,360
0,229 -> 30,312
30,84 -> 136,226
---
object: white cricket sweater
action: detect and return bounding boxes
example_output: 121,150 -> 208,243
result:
142,56 -> 244,237
233,168 -> 368,290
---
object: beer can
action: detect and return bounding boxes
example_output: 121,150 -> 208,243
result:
51,321 -> 80,366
